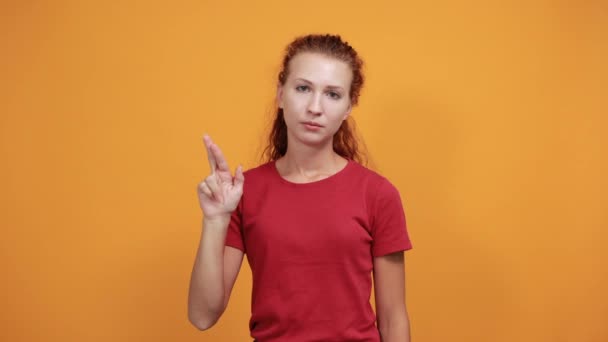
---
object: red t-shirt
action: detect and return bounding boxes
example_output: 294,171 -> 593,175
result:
225,159 -> 413,342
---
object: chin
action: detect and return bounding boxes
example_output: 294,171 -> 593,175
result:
299,133 -> 335,148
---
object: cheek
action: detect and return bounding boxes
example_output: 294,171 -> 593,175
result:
282,99 -> 297,116
281,101 -> 302,127
327,102 -> 350,118
283,96 -> 302,112
285,94 -> 306,109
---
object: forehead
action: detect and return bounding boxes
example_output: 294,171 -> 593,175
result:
288,52 -> 352,87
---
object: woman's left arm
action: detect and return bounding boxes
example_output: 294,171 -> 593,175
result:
373,251 -> 410,342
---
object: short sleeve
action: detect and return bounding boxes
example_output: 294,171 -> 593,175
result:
225,197 -> 246,253
370,178 -> 413,257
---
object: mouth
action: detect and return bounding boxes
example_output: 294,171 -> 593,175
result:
302,121 -> 323,127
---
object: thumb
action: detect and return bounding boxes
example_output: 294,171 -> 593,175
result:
233,164 -> 245,187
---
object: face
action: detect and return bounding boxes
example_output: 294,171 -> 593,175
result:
277,52 -> 353,148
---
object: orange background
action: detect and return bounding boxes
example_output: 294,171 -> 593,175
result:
1,1 -> 606,341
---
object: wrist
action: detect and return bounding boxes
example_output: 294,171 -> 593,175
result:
203,214 -> 231,224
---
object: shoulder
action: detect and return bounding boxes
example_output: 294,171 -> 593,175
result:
347,163 -> 404,221
348,161 -> 399,195
238,161 -> 275,196
242,160 -> 274,179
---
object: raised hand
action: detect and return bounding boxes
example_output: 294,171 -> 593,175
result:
197,134 -> 244,220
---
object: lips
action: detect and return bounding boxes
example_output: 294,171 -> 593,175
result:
303,121 -> 323,127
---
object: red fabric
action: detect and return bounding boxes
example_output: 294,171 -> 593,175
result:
225,159 -> 412,342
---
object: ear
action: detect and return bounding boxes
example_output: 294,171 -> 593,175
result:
276,84 -> 284,109
342,102 -> 352,120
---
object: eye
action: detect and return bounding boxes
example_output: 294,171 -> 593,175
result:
295,85 -> 310,92
327,91 -> 341,100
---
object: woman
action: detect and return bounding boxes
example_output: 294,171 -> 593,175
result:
188,34 -> 413,342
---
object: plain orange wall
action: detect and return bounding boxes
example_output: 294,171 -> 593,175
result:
1,1 -> 606,341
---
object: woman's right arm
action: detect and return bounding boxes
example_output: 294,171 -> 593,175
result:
188,216 -> 244,330
187,134 -> 245,330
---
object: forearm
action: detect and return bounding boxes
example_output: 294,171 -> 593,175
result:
187,216 -> 230,328
378,311 -> 411,342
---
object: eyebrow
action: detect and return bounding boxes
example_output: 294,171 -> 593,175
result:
294,78 -> 345,91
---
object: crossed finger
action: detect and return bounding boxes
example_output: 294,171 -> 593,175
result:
203,134 -> 217,174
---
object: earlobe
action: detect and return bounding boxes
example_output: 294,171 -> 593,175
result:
343,103 -> 352,120
277,85 -> 284,109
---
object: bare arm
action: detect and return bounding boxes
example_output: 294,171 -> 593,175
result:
187,134 -> 245,330
373,251 -> 411,342
187,216 -> 244,330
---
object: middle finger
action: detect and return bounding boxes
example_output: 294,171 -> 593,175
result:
210,142 -> 230,173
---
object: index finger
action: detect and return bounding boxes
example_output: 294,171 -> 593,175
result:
202,134 -> 217,173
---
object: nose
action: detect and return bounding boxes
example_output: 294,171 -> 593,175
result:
307,92 -> 323,115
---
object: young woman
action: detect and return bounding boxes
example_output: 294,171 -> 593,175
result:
188,34 -> 413,342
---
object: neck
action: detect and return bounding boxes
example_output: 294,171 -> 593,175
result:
279,138 -> 346,177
